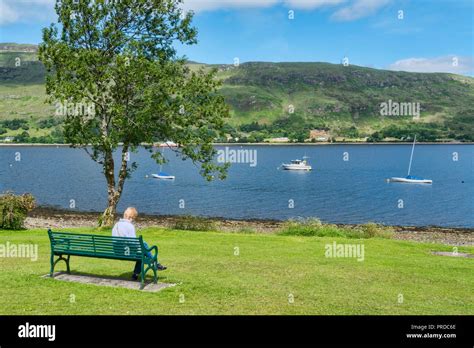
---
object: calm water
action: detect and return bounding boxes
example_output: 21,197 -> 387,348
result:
1,145 -> 473,227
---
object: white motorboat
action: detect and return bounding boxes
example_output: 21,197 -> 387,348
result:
152,172 -> 175,180
282,157 -> 312,171
388,135 -> 432,184
158,141 -> 178,148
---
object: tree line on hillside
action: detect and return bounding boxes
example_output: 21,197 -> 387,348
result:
2,114 -> 474,143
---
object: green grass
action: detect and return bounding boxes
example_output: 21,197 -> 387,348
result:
278,219 -> 394,239
0,227 -> 472,315
0,84 -> 53,122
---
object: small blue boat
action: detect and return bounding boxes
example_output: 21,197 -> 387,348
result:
152,172 -> 175,180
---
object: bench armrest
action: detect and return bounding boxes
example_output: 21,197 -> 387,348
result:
144,244 -> 158,261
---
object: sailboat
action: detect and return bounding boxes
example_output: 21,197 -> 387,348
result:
151,146 -> 175,180
388,136 -> 432,184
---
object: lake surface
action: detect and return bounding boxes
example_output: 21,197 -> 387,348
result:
1,144 -> 473,228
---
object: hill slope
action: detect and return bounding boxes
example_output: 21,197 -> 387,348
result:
1,44 -> 473,143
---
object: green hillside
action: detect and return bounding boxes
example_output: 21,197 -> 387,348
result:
1,44 -> 473,143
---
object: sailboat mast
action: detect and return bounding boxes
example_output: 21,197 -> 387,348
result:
160,146 -> 164,173
407,135 -> 416,176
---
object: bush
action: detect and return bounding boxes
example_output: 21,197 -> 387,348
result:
172,215 -> 217,232
278,218 -> 347,237
0,192 -> 36,230
278,218 -> 392,239
357,222 -> 394,239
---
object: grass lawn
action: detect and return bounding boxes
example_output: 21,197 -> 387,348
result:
0,227 -> 472,315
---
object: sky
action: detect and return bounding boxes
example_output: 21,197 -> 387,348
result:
0,0 -> 473,75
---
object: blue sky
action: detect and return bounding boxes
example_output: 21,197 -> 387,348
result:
1,0 -> 473,75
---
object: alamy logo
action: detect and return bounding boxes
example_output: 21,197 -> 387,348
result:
380,99 -> 420,118
217,146 -> 257,167
0,242 -> 38,261
325,241 -> 365,262
18,322 -> 56,341
55,100 -> 95,118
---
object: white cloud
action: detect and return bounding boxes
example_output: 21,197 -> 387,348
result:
388,55 -> 474,74
283,0 -> 347,10
0,0 -> 56,26
182,0 -> 347,12
0,0 -> 392,26
0,1 -> 20,25
181,0 -> 279,12
331,0 -> 390,21
182,0 -> 388,20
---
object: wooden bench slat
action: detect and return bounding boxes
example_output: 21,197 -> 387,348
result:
53,246 -> 142,253
53,244 -> 143,252
51,240 -> 141,247
53,250 -> 142,260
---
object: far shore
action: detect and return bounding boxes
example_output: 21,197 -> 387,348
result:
1,141 -> 473,147
24,206 -> 474,246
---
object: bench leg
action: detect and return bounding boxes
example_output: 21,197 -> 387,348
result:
140,263 -> 145,290
51,255 -> 70,276
153,267 -> 157,284
66,255 -> 71,274
49,253 -> 54,277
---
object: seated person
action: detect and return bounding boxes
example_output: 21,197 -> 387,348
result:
112,207 -> 167,280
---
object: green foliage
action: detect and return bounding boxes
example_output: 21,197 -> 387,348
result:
278,218 -> 392,239
37,118 -> 62,128
172,215 -> 217,232
38,0 -> 230,224
0,192 -> 36,230
0,51 -> 45,84
357,222 -> 394,238
39,0 -> 229,175
1,119 -> 28,130
338,126 -> 359,138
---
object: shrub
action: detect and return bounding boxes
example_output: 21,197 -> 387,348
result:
172,215 -> 217,232
278,218 -> 346,237
0,192 -> 36,230
278,218 -> 392,239
357,222 -> 394,239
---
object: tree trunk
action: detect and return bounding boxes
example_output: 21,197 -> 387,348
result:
99,145 -> 129,227
101,190 -> 119,227
100,148 -> 117,227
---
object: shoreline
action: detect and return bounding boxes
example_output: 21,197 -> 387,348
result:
24,207 -> 474,246
0,142 -> 473,147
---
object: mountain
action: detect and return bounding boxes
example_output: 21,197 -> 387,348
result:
1,43 -> 473,143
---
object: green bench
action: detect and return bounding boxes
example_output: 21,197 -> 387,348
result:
48,229 -> 159,289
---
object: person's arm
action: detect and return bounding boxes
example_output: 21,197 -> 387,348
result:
111,223 -> 118,237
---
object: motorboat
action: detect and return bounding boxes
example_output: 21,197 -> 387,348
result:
282,157 -> 312,171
